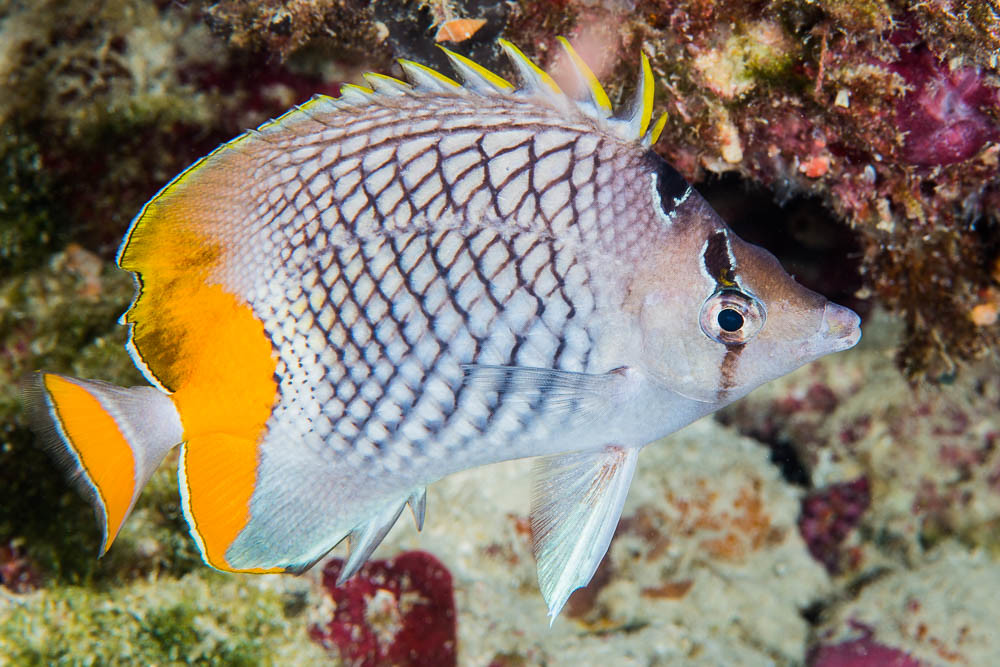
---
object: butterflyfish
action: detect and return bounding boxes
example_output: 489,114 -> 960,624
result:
26,40 -> 861,620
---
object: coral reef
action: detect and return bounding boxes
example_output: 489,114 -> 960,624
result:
4,0 -> 1000,663
0,0 -> 344,279
0,540 -> 42,594
812,545 -> 1000,665
799,477 -> 871,574
724,313 -> 1000,664
309,551 -> 457,666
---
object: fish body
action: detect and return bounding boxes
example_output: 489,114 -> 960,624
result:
27,40 -> 860,619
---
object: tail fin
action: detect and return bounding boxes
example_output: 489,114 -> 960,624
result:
24,373 -> 183,554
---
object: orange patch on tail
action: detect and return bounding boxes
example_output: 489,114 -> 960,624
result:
42,375 -> 137,553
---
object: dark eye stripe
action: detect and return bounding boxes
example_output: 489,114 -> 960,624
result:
702,230 -> 734,286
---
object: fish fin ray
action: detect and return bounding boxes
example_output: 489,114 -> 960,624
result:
460,364 -> 627,425
622,52 -> 656,141
24,373 -> 182,554
178,435 -> 283,574
407,487 -> 428,531
362,72 -> 411,95
531,445 -> 639,622
337,498 -> 409,584
645,112 -> 668,147
437,45 -> 515,93
499,39 -> 563,98
556,37 -> 612,116
397,59 -> 462,92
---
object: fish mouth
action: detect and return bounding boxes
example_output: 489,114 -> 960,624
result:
819,302 -> 862,351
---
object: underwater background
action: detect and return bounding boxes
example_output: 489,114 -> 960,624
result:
1,1 -> 998,664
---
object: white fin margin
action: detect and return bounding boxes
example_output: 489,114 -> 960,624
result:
25,374 -> 182,554
531,445 -> 640,622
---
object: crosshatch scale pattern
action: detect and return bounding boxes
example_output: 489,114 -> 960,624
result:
228,92 -> 664,478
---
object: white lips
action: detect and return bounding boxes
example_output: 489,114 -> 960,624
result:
820,302 -> 862,351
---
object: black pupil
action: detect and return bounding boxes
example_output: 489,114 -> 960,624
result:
718,308 -> 744,332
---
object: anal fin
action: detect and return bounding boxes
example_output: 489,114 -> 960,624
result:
178,435 -> 282,574
531,445 -> 640,622
338,498 -> 409,584
407,487 -> 427,531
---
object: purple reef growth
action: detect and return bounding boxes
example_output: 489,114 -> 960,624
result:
809,636 -> 924,667
799,477 -> 870,574
886,33 -> 1000,166
309,550 -> 457,667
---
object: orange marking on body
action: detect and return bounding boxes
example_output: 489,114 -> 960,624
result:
182,435 -> 281,573
162,285 -> 278,570
168,284 -> 279,439
117,143 -> 281,568
43,374 -> 137,553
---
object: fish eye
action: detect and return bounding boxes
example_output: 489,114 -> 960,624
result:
717,308 -> 744,332
699,289 -> 766,345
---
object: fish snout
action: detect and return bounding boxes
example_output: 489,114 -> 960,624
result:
819,302 -> 862,351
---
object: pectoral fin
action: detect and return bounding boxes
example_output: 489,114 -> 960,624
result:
531,445 -> 639,622
460,364 -> 628,427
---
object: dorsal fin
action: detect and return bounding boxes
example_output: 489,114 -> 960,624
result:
498,39 -> 563,97
625,52 -> 656,140
338,83 -> 376,103
398,59 -> 462,91
644,112 -> 668,147
437,46 -> 515,93
323,40 -> 663,146
556,37 -> 612,117
300,40 -> 664,146
362,72 -> 410,95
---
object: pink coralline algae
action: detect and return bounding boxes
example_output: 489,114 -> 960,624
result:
886,37 -> 999,166
799,477 -> 870,574
809,636 -> 924,667
309,550 -> 457,667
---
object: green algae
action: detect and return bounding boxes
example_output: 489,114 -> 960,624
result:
0,127 -> 67,281
0,254 -> 331,662
0,257 -> 138,582
0,572 -> 330,665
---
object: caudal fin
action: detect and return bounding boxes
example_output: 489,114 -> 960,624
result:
24,373 -> 183,554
